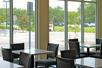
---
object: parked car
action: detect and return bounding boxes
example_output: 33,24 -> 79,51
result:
84,22 -> 95,27
49,24 -> 53,31
54,22 -> 64,26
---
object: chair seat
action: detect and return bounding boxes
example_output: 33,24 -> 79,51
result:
75,52 -> 88,58
35,43 -> 59,68
35,59 -> 56,68
13,58 -> 19,64
76,54 -> 87,58
90,53 -> 102,58
12,53 -> 20,58
35,59 -> 56,65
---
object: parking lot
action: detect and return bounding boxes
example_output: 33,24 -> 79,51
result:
0,31 -> 95,49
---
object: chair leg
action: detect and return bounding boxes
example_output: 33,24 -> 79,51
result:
35,63 -> 38,68
44,65 -> 49,68
35,63 -> 49,68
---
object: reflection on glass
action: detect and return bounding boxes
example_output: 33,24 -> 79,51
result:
68,2 -> 81,43
0,0 -> 10,49
84,3 -> 96,44
13,0 -> 35,49
85,0 -> 92,1
49,0 -> 64,52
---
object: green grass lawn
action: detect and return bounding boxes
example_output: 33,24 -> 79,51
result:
0,25 -> 95,33
54,26 -> 95,33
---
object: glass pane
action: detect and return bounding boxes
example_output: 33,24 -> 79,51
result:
84,3 -> 96,44
68,0 -> 81,1
68,2 -> 81,43
0,0 -> 10,56
0,1 -> 10,46
13,0 -> 35,49
84,0 -> 96,2
49,0 -> 64,53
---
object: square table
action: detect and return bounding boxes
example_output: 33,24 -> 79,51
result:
12,48 -> 53,55
80,44 -> 101,56
75,57 -> 102,68
12,48 -> 54,66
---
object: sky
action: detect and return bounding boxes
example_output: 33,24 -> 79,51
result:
49,0 -> 80,11
0,0 -> 80,11
0,0 -> 35,9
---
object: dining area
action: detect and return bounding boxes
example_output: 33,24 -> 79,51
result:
1,43 -> 59,68
56,38 -> 102,68
1,38 -> 102,68
0,0 -> 102,68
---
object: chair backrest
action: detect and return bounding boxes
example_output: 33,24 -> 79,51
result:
96,39 -> 102,44
10,43 -> 24,50
2,48 -> 13,62
61,50 -> 76,59
69,41 -> 80,55
69,39 -> 78,42
47,43 -> 59,58
99,42 -> 102,55
19,52 -> 34,68
56,57 -> 75,68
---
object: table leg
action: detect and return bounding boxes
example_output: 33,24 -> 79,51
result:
87,48 -> 89,56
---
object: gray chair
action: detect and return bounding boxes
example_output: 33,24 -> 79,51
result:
61,50 -> 76,59
19,52 -> 34,68
10,43 -> 24,58
56,57 -> 75,68
90,43 -> 102,58
69,38 -> 78,42
2,48 -> 13,62
35,43 -> 59,68
10,43 -> 24,50
69,41 -> 87,58
96,38 -> 102,51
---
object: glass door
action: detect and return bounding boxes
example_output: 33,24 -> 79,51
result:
49,0 -> 64,52
13,0 -> 35,49
84,2 -> 96,44
0,0 -> 10,47
68,1 -> 81,43
0,0 -> 10,56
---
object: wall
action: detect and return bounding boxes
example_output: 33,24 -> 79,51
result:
37,0 -> 49,58
98,0 -> 102,38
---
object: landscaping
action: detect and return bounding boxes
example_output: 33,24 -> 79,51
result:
54,26 -> 95,33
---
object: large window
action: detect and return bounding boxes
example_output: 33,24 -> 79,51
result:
84,2 -> 96,44
0,0 -> 10,48
0,0 -> 36,56
68,1 -> 81,43
49,0 -> 64,52
49,0 -> 97,51
13,0 -> 35,49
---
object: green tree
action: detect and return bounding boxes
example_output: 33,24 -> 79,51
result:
0,8 -> 6,24
68,11 -> 80,25
84,3 -> 95,23
49,7 -> 64,24
17,15 -> 29,31
78,3 -> 96,23
13,8 -> 35,31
